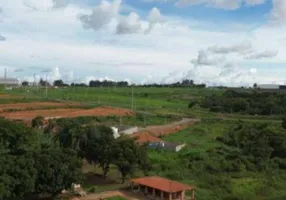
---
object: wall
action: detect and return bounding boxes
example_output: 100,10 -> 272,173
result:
120,127 -> 139,135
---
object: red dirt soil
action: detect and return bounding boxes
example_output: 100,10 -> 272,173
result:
0,106 -> 135,120
0,94 -> 23,99
143,118 -> 199,137
0,102 -> 80,112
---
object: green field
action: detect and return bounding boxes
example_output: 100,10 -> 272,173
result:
106,196 -> 127,200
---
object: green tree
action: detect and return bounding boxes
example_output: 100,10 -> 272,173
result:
84,125 -> 115,178
113,137 -> 140,183
34,147 -> 82,198
31,116 -> 45,128
282,116 -> 286,129
22,81 -> 29,86
0,119 -> 38,200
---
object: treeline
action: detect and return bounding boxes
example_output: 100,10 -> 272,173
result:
89,80 -> 129,87
1,117 -> 149,200
22,79 -> 206,88
201,90 -> 286,115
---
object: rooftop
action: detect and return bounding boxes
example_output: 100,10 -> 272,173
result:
131,176 -> 194,193
131,132 -> 163,144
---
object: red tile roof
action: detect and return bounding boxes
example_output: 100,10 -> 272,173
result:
131,132 -> 163,145
131,176 -> 194,193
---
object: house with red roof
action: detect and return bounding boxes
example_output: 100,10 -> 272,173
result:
131,176 -> 195,200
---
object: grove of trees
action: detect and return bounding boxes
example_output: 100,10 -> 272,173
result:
1,117 -> 150,200
201,90 -> 286,115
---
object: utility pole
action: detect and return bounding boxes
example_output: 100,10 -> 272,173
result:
131,85 -> 134,109
45,73 -> 48,98
4,68 -> 7,89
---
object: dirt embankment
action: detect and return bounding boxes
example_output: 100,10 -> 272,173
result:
0,106 -> 135,120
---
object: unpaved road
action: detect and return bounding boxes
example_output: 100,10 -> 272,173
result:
71,190 -> 143,200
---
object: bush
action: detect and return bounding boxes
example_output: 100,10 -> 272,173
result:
88,186 -> 98,193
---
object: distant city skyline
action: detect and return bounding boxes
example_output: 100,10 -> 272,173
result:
1,0 -> 286,86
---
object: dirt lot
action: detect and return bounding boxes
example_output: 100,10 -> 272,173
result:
0,106 -> 135,120
0,102 -> 79,112
139,118 -> 200,137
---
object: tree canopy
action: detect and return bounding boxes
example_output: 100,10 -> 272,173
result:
0,118 -> 82,200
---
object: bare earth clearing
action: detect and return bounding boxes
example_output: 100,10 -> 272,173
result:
138,118 -> 200,137
0,106 -> 135,120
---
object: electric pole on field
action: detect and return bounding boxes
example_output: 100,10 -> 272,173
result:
131,85 -> 134,109
45,73 -> 48,98
4,68 -> 7,89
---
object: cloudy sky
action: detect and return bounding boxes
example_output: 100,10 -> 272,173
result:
0,0 -> 286,86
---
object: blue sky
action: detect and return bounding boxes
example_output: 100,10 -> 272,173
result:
0,0 -> 286,86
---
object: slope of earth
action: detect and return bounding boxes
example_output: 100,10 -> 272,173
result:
0,106 -> 135,120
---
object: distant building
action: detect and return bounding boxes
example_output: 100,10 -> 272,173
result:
257,84 -> 280,89
0,77 -> 20,86
132,132 -> 186,152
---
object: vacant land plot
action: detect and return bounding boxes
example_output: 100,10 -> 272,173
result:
140,118 -> 200,137
1,106 -> 135,120
0,102 -> 80,112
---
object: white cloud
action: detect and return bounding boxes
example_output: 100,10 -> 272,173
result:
244,50 -> 278,59
208,42 -> 253,54
245,0 -> 265,6
0,34 -> 6,41
22,0 -> 53,11
145,7 -> 162,33
191,50 -> 224,66
79,0 -> 121,31
52,0 -> 70,8
271,0 -> 286,24
116,12 -> 142,34
0,0 -> 286,87
175,0 -> 243,10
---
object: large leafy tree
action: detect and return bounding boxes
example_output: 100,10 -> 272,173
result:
0,118 -> 83,200
84,125 -> 115,178
34,147 -> 82,198
113,137 -> 141,183
0,119 -> 38,200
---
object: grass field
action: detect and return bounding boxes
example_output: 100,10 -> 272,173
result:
106,196 -> 127,200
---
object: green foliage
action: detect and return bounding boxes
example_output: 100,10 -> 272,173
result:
201,90 -> 286,115
282,115 -> 286,129
34,147 -> 82,197
0,118 -> 83,200
31,116 -> 45,128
